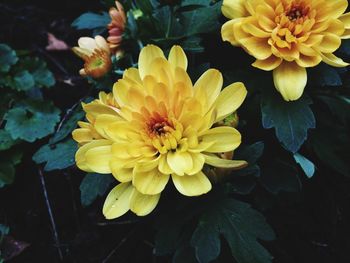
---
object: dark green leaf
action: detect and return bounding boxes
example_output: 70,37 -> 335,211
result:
72,12 -> 110,31
33,139 -> 77,171
80,173 -> 114,207
191,199 -> 275,263
0,44 -> 18,73
0,162 -> 15,188
11,70 -> 35,91
261,91 -> 315,153
293,153 -> 315,178
181,36 -> 204,53
0,130 -> 19,151
49,105 -> 84,144
308,63 -> 342,87
17,57 -> 55,88
261,159 -> 301,194
235,142 -> 264,164
180,3 -> 221,36
4,100 -> 61,142
173,245 -> 198,263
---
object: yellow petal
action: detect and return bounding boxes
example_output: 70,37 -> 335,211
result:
273,62 -> 307,101
221,19 -> 240,46
85,145 -> 112,173
187,153 -> 205,175
200,127 -> 241,153
214,82 -> 247,122
172,172 -> 212,196
194,69 -> 223,111
239,36 -> 272,60
316,33 -> 341,53
342,29 -> 350,39
82,102 -> 119,120
123,67 -> 142,84
158,154 -> 173,174
168,45 -> 188,71
94,114 -> 121,138
78,37 -> 97,50
222,0 -> 248,19
129,189 -> 160,216
72,128 -> 94,144
103,183 -> 133,219
320,52 -> 350,67
133,169 -> 170,195
167,151 -> 193,176
75,140 -> 112,172
340,12 -> 350,29
138,44 -> 165,79
295,54 -> 322,68
252,56 -> 283,71
204,154 -> 247,169
110,164 -> 133,182
327,0 -> 348,19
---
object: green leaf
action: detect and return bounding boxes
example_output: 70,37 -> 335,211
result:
181,0 -> 210,7
191,198 -> 275,263
72,12 -> 110,31
293,153 -> 315,178
261,91 -> 315,153
80,173 -> 114,207
308,63 -> 342,87
181,36 -> 204,53
11,70 -> 35,91
49,105 -> 84,144
173,245 -> 198,263
4,100 -> 61,142
0,44 -> 18,73
0,130 -> 19,151
180,3 -> 221,36
0,161 -> 15,188
33,139 -> 77,171
17,57 -> 55,88
261,159 -> 301,194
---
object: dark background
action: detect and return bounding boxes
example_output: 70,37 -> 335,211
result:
1,0 -> 350,262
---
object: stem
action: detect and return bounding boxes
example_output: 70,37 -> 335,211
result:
38,168 -> 64,261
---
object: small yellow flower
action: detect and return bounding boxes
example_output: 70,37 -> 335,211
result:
73,45 -> 248,219
107,1 -> 126,52
72,36 -> 112,78
221,0 -> 350,101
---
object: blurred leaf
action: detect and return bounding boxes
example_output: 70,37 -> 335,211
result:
0,130 -> 19,151
80,173 -> 114,206
180,2 -> 221,36
4,99 -> 61,142
191,198 -> 275,263
261,159 -> 301,194
311,130 -> 350,177
236,142 -> 264,164
173,245 -> 198,263
18,57 -> 55,88
261,92 -> 315,153
49,105 -> 84,144
72,12 -> 110,31
0,149 -> 21,188
293,153 -> 315,178
181,0 -> 210,7
181,36 -> 204,53
33,139 -> 77,171
308,63 -> 342,87
0,44 -> 18,73
11,70 -> 35,91
0,162 -> 15,188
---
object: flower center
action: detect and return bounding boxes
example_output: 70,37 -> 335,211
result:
285,3 -> 309,22
84,49 -> 112,78
147,116 -> 172,137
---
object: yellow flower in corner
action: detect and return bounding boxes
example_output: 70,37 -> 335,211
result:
221,0 -> 350,101
73,45 -> 248,219
72,36 -> 112,78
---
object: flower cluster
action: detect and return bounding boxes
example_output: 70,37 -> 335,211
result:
221,0 -> 350,101
73,45 -> 248,218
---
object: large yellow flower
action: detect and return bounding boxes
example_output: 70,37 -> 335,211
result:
73,45 -> 248,219
221,0 -> 350,101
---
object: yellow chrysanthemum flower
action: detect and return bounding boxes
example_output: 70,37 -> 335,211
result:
221,0 -> 350,101
73,45 -> 248,219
